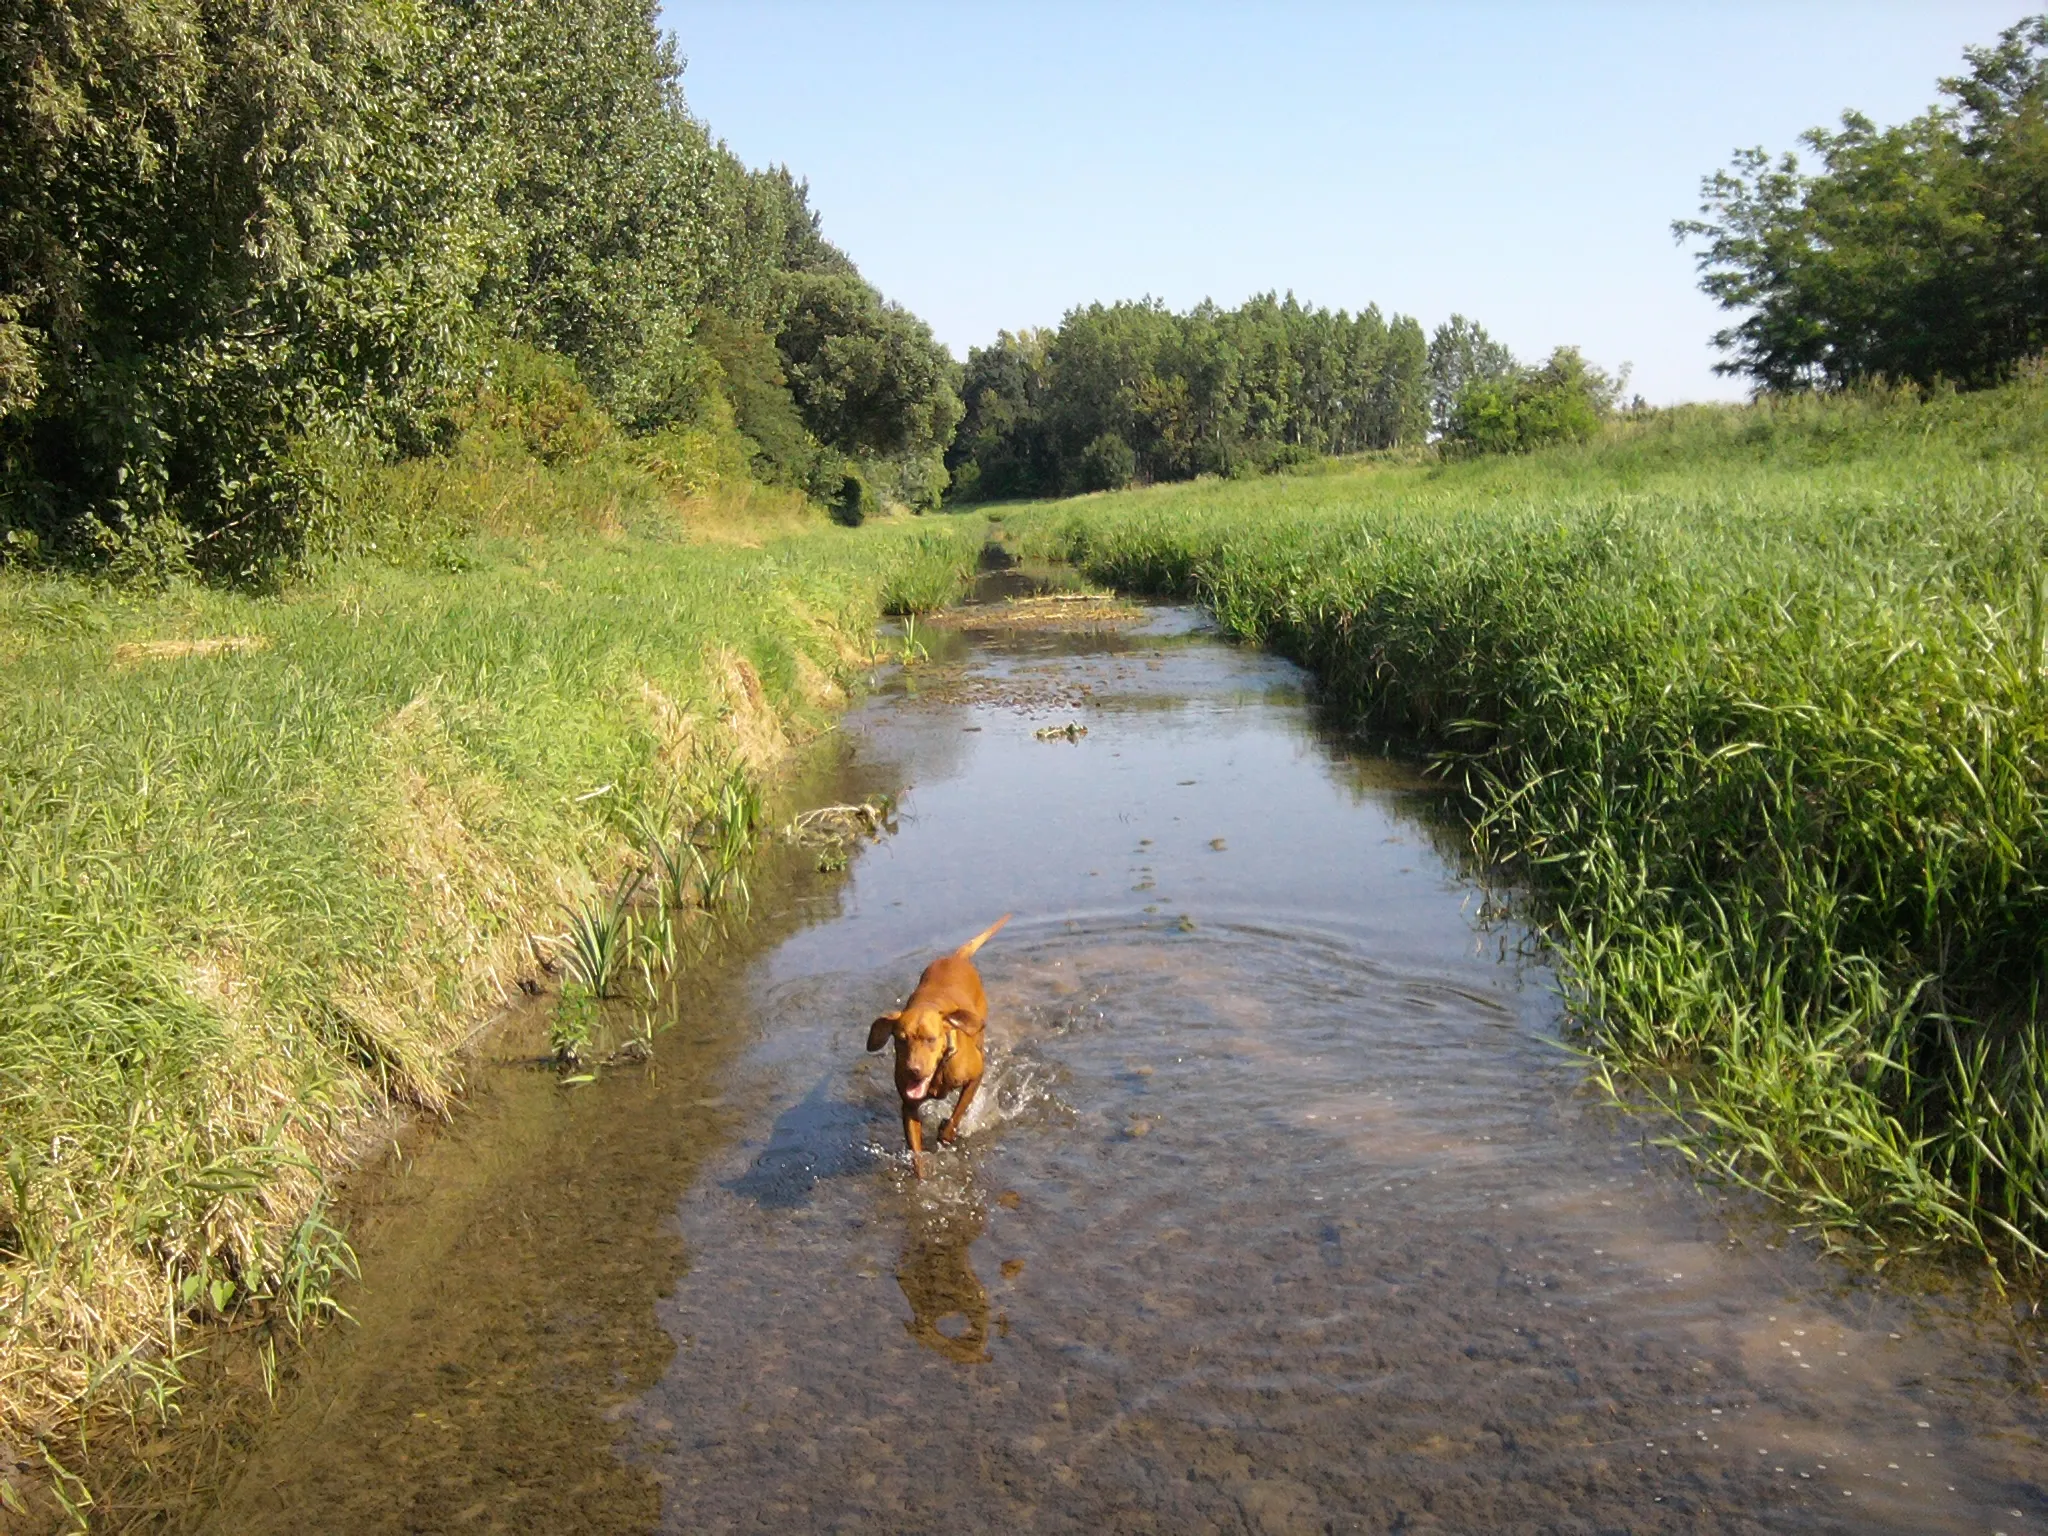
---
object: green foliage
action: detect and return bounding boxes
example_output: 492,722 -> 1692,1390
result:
550,987 -> 600,1067
948,328 -> 1058,500
866,443 -> 954,513
0,0 -> 960,576
462,344 -> 615,466
1679,15 -> 2048,390
478,0 -> 719,408
0,463 -> 985,1445
1447,347 -> 1623,454
0,0 -> 423,576
1077,432 -> 1137,491
692,313 -> 836,494
778,271 -> 963,464
693,766 -> 763,911
1426,315 -> 1518,437
1007,373 -> 2048,1264
558,872 -> 645,1000
833,468 -> 879,527
947,294 -> 1447,501
880,529 -> 978,614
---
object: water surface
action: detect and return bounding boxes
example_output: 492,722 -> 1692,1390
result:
185,587 -> 2043,1535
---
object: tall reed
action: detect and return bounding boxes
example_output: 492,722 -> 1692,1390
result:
1008,377 -> 2048,1266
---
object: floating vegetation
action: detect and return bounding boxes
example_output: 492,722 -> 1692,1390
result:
787,799 -> 894,876
925,592 -> 1147,632
787,800 -> 892,842
1035,721 -> 1088,741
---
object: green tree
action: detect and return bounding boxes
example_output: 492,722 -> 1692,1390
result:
1427,316 -> 1517,437
777,271 -> 961,462
691,312 -> 833,492
947,329 -> 1056,500
0,0 -> 404,568
1365,314 -> 1431,449
1447,346 -> 1618,454
477,0 -> 729,416
1679,15 -> 2048,390
1076,431 -> 1137,492
947,294 -> 1454,499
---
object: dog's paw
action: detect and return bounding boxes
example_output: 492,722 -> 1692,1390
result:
936,1122 -> 960,1147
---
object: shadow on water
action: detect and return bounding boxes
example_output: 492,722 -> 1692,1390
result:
725,1074 -> 873,1212
79,561 -> 2047,1534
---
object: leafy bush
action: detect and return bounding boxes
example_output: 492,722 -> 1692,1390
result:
462,345 -> 614,466
1448,347 -> 1619,454
1077,431 -> 1137,491
833,469 -> 879,527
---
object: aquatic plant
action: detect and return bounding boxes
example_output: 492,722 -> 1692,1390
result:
638,891 -> 679,981
694,766 -> 763,912
897,614 -> 930,663
881,530 -> 977,614
645,818 -> 698,914
549,986 -> 598,1068
558,872 -> 644,1000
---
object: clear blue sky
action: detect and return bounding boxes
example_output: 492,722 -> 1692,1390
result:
661,2 -> 2035,403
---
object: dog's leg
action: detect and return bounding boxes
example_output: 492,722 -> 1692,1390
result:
902,1101 -> 928,1178
938,1073 -> 982,1147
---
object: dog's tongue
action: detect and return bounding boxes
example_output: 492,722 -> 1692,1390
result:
904,1078 -> 929,1102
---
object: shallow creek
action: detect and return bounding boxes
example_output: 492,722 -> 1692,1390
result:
170,582 -> 2041,1534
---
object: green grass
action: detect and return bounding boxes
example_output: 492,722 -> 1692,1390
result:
1005,376 -> 2048,1274
0,456 -> 981,1466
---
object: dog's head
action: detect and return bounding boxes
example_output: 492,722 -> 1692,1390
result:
867,1007 -> 964,1102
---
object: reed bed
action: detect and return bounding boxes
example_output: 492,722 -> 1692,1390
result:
1007,377 -> 2048,1271
0,486 -> 979,1488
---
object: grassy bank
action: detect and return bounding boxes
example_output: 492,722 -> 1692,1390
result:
1005,377 -> 2048,1271
0,446 -> 980,1490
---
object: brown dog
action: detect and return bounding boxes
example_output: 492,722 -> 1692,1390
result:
868,915 -> 1010,1173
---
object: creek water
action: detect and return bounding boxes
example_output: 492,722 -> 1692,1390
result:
157,576 -> 2042,1534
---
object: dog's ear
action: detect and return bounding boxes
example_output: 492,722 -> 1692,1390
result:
943,1008 -> 978,1031
866,1011 -> 900,1052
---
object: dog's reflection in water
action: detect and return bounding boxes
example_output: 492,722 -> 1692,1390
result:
896,1201 -> 991,1363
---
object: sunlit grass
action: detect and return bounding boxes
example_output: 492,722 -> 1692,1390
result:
0,466 -> 980,1469
1005,376 -> 2048,1271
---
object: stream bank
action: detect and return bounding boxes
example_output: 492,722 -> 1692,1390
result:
55,566 -> 2048,1532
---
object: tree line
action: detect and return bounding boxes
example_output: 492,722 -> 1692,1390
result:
944,295 -> 1628,501
1681,15 -> 2048,392
38,0 -> 2003,560
0,0 -> 960,576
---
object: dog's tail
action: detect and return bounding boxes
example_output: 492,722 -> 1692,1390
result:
953,913 -> 1012,959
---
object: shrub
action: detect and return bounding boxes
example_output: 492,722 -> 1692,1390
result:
1448,347 -> 1617,454
1077,431 -> 1137,492
833,469 -> 879,527
463,344 -> 614,466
